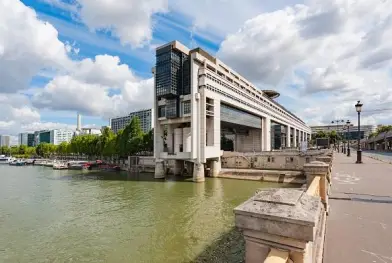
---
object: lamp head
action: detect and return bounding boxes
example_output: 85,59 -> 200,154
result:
355,100 -> 363,113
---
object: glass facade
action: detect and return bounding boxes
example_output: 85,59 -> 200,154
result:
27,134 -> 35,147
220,104 -> 261,129
155,44 -> 190,119
183,101 -> 191,114
166,99 -> 178,119
39,131 -> 51,144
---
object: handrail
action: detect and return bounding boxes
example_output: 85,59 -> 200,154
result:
306,176 -> 321,197
264,248 -> 290,263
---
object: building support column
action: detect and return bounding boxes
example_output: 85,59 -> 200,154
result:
210,159 -> 221,177
154,160 -> 165,179
193,162 -> 205,182
262,117 -> 271,151
286,125 -> 291,148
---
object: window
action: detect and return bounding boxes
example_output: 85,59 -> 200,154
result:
158,106 -> 166,117
183,101 -> 191,114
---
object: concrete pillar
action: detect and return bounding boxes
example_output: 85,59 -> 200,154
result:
263,117 -> 271,151
154,160 -> 165,179
167,125 -> 174,153
193,162 -> 205,182
173,160 -> 184,176
211,159 -> 221,177
304,161 -> 330,213
286,125 -> 291,148
293,129 -> 297,148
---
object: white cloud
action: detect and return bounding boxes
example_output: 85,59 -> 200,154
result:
73,55 -> 136,87
76,0 -> 167,47
217,0 -> 392,125
170,0 -> 299,38
0,0 -> 71,93
32,75 -> 154,119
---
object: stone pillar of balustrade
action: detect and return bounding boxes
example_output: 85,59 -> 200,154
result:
234,188 -> 324,263
304,161 -> 330,213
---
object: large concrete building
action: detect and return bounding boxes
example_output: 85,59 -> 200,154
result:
153,41 -> 311,182
310,124 -> 376,140
0,135 -> 11,147
111,109 -> 153,134
34,130 -> 74,145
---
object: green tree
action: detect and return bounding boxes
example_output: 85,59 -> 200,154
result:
142,129 -> 154,152
18,145 -> 27,155
376,125 -> 392,135
1,146 -> 10,155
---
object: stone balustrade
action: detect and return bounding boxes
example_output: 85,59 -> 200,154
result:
234,156 -> 333,263
222,150 -> 329,171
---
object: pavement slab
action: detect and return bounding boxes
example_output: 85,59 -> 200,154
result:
324,153 -> 392,263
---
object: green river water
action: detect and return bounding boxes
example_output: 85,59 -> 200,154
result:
0,165 -> 289,263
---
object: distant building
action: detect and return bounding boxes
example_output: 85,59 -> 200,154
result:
111,109 -> 154,134
0,135 -> 11,147
74,128 -> 102,137
18,133 -> 35,147
310,124 -> 376,139
81,128 -> 101,135
34,130 -> 74,145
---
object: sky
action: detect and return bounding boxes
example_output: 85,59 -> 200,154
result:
1,0 -> 392,144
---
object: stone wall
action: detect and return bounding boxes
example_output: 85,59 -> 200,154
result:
221,150 -> 329,171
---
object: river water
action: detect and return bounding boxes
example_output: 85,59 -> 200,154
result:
0,165 -> 289,263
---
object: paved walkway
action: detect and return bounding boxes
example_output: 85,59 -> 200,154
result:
324,152 -> 392,263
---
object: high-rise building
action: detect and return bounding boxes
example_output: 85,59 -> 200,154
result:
18,133 -> 35,146
0,135 -> 11,147
34,130 -> 74,145
111,109 -> 154,134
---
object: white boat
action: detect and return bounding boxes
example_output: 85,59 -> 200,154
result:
53,162 -> 68,170
0,155 -> 15,164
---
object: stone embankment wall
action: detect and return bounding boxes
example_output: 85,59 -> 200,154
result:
219,150 -> 329,183
221,150 -> 328,170
234,151 -> 333,263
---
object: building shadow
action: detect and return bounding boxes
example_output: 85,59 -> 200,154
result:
189,227 -> 245,263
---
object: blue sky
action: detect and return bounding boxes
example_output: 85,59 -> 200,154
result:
1,0 -> 392,139
20,0 -> 222,128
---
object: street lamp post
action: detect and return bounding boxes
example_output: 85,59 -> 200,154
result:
331,120 -> 344,152
347,120 -> 351,157
355,101 -> 363,163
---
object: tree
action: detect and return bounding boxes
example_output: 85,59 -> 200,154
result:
142,129 -> 154,153
1,146 -> 10,155
376,125 -> 392,135
18,145 -> 27,155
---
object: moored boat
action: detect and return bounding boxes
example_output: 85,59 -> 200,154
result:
53,162 -> 68,170
0,155 -> 15,164
9,160 -> 26,166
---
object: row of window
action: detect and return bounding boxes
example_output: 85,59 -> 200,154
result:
158,100 -> 191,118
204,73 -> 306,130
204,68 -> 305,126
